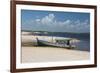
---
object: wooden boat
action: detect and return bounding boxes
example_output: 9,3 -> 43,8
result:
36,38 -> 75,49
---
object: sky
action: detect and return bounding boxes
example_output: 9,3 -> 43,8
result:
21,9 -> 90,33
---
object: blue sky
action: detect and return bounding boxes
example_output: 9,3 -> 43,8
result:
21,9 -> 90,33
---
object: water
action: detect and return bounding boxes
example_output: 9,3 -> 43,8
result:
35,32 -> 90,52
73,40 -> 90,51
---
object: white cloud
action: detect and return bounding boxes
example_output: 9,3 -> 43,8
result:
35,19 -> 40,22
23,13 -> 89,32
63,20 -> 71,25
41,13 -> 55,24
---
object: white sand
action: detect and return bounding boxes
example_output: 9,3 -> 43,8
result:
22,46 -> 89,63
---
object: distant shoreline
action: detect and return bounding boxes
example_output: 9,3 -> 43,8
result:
21,30 -> 90,34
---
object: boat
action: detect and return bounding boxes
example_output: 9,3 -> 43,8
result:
36,38 -> 75,49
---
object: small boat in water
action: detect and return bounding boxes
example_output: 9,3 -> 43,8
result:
36,38 -> 75,49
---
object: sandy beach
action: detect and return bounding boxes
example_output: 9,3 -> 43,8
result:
22,46 -> 89,63
21,32 -> 90,63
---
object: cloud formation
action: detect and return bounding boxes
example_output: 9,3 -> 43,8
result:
22,13 -> 90,33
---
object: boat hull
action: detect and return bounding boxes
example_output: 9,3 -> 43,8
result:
37,39 -> 75,49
